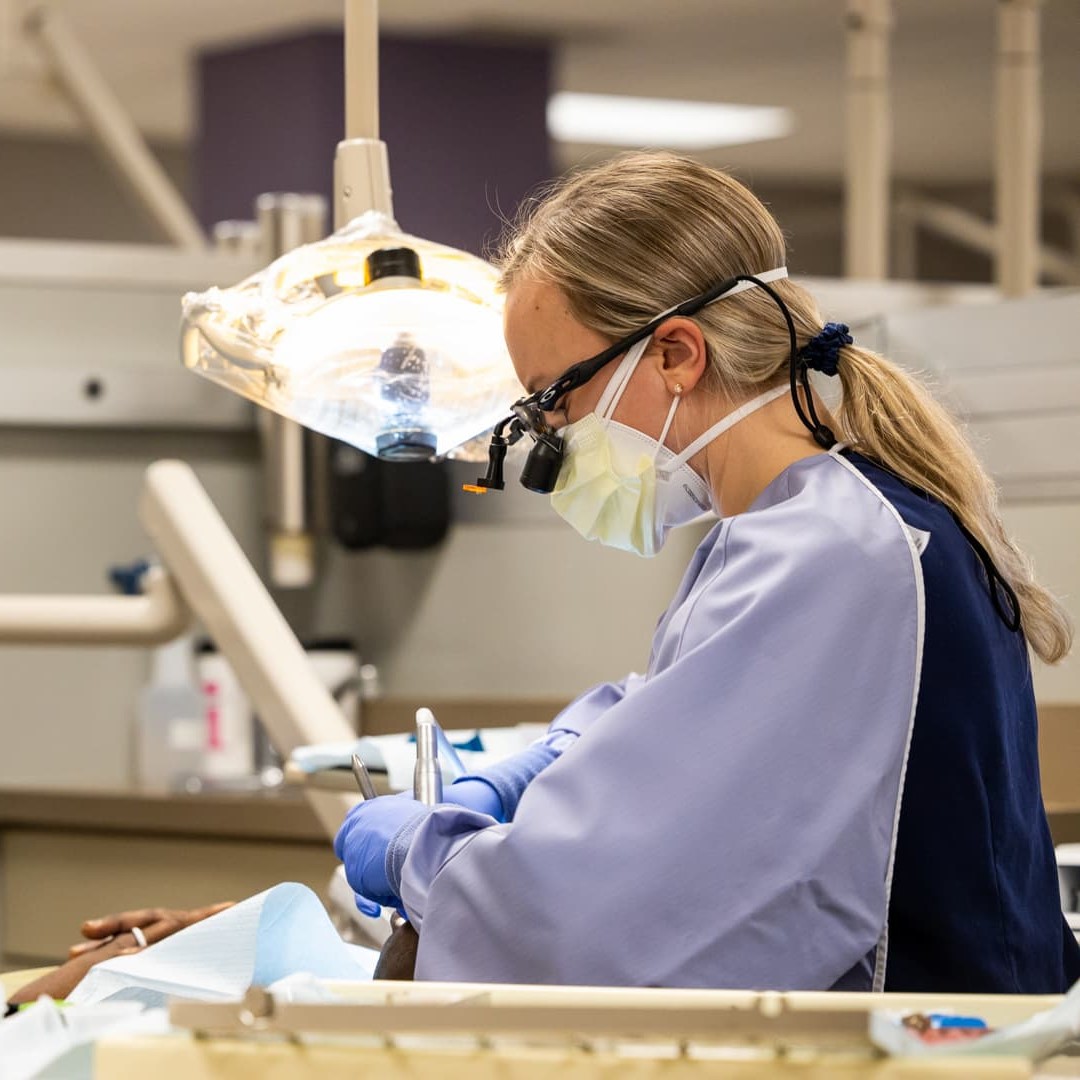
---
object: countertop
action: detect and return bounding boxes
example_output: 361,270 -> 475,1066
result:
0,786 -> 327,843
0,701 -> 570,845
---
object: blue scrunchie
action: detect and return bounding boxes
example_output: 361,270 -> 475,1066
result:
799,322 -> 852,377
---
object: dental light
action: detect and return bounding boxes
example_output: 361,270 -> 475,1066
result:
180,2 -> 523,464
181,213 -> 520,462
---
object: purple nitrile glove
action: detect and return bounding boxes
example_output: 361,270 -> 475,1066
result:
342,783 -> 504,914
443,778 -> 504,821
334,795 -> 429,910
353,893 -> 382,918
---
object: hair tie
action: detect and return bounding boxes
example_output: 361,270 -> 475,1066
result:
799,322 -> 852,377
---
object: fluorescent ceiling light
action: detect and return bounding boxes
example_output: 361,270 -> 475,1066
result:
547,92 -> 793,151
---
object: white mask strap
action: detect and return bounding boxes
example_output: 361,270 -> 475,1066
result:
669,384 -> 790,469
654,265 -> 789,320
597,336 -> 650,420
653,394 -> 680,462
710,265 -> 789,301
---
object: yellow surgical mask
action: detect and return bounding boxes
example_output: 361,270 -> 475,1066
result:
550,337 -> 789,557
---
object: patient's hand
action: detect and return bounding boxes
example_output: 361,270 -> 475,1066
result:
8,935 -> 139,1004
6,901 -> 235,1005
68,901 -> 235,958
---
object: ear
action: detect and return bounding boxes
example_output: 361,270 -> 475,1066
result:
648,317 -> 709,395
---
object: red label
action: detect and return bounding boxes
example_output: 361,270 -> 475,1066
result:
207,706 -> 221,750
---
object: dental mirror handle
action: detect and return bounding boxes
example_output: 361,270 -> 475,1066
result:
351,753 -> 378,801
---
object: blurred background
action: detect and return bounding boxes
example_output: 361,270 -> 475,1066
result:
1,0 -> 1077,274
0,0 -> 1079,965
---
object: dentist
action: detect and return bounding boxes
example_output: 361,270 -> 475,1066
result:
336,151 -> 1077,994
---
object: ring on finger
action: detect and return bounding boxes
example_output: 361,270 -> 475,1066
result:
130,926 -> 148,949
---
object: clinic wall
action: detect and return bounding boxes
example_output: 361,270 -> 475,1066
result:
279,505 -> 705,702
1002,501 -> 1080,704
0,135 -> 190,245
196,32 -> 553,258
0,431 -> 696,789
0,430 -> 261,790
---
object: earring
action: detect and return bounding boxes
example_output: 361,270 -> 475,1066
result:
673,382 -> 684,396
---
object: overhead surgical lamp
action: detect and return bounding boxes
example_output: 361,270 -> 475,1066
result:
181,2 -> 522,464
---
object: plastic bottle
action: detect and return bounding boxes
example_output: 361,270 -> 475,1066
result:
136,636 -> 205,791
195,645 -> 256,784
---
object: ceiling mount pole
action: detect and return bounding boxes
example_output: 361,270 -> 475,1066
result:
344,0 -> 379,141
995,0 -> 1042,297
843,0 -> 892,280
335,0 -> 391,230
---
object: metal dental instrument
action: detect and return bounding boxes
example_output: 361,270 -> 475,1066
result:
413,707 -> 443,806
372,707 -> 443,979
351,753 -> 378,801
353,747 -> 416,979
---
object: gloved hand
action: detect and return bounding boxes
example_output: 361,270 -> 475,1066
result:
442,777 -> 503,820
353,893 -> 382,918
343,784 -> 502,915
334,796 -> 430,911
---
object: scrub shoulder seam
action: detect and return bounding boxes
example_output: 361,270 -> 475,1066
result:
668,518 -> 732,664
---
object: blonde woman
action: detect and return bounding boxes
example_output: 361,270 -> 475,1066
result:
336,152 -> 1076,993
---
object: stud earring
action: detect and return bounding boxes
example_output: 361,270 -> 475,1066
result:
673,382 -> 684,396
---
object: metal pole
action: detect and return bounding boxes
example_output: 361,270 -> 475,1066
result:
335,0 -> 392,229
995,0 -> 1042,297
23,6 -> 205,250
255,193 -> 329,589
843,0 -> 892,279
344,0 -> 379,141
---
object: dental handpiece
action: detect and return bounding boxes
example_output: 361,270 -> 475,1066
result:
375,710 -> 443,954
413,707 -> 443,806
351,753 -> 378,800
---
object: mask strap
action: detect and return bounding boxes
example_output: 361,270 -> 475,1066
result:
654,266 -> 790,320
703,265 -> 789,303
668,384 -> 789,469
652,394 -> 681,462
644,266 -> 788,459
597,337 -> 651,420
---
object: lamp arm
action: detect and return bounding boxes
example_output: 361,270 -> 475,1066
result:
138,460 -> 356,838
0,566 -> 189,645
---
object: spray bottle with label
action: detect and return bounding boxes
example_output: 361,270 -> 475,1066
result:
136,635 -> 205,791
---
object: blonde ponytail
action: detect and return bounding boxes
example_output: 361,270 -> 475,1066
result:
834,344 -> 1072,663
498,150 -> 1072,664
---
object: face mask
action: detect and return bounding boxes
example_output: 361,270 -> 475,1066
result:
550,334 -> 789,558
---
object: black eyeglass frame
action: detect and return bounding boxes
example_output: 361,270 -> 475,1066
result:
473,273 -> 836,488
